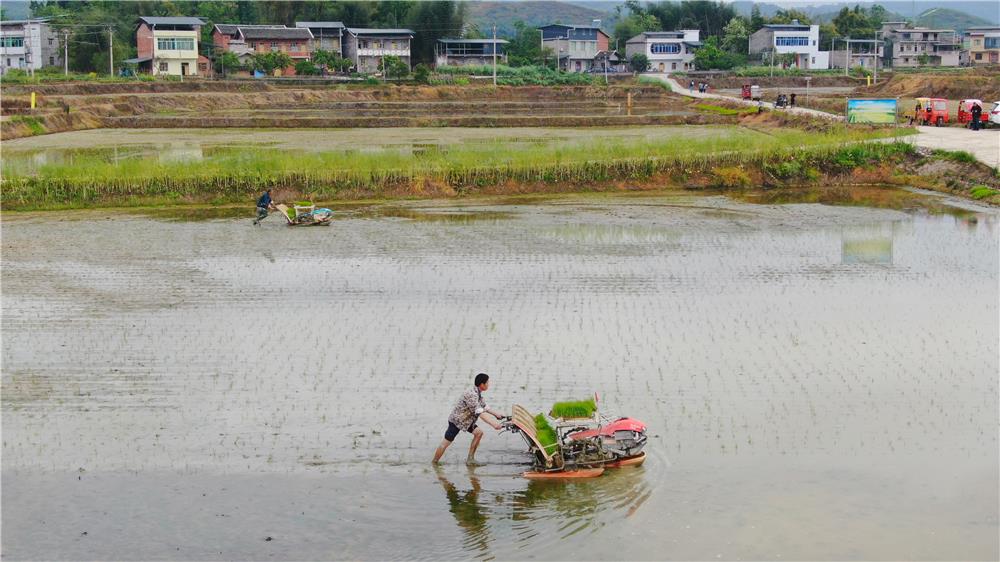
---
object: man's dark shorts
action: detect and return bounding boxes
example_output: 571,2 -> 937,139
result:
444,420 -> 477,442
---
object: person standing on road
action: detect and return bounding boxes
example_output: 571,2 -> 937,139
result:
433,373 -> 506,465
253,189 -> 276,225
911,101 -> 923,125
971,102 -> 983,131
790,93 -> 797,107
689,79 -> 695,93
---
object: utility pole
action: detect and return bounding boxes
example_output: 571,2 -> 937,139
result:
845,39 -> 850,77
108,26 -> 114,76
63,29 -> 69,75
873,31 -> 879,85
492,23 -> 497,87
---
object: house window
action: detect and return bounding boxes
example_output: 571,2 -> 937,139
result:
651,43 -> 680,54
976,53 -> 983,60
360,40 -> 369,48
0,36 -> 25,48
985,38 -> 1000,49
156,37 -> 194,51
159,62 -> 169,71
270,41 -> 279,49
48,37 -> 53,45
775,36 -> 809,46
49,56 -> 54,65
290,43 -> 298,51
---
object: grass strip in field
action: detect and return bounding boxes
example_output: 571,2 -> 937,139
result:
0,126 -> 913,210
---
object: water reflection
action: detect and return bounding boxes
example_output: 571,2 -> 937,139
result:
841,224 -> 894,265
436,467 -> 492,554
433,459 -> 654,557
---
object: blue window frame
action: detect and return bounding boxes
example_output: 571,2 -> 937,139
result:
985,37 -> 1000,49
651,42 -> 680,54
775,36 -> 809,47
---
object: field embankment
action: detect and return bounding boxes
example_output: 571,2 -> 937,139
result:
0,83 -> 684,140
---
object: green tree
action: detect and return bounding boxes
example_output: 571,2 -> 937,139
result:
505,20 -> 541,67
379,54 -> 409,79
917,52 -> 931,66
647,1 -> 736,41
769,9 -> 812,25
750,5 -> 765,32
692,36 -> 741,70
214,51 -> 242,76
819,22 -> 840,51
721,16 -> 750,54
313,49 -> 352,72
405,1 -> 464,64
251,51 -> 292,74
629,53 -> 650,72
294,59 -> 319,75
413,62 -> 430,84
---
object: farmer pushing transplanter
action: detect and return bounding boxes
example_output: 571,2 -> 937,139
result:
433,373 -> 507,465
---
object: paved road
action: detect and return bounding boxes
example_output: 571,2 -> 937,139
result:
649,73 -> 843,120
649,73 -> 1000,168
910,125 -> 1000,168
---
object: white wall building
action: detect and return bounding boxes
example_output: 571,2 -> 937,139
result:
0,18 -> 63,74
135,16 -> 205,76
749,22 -> 829,70
625,30 -> 700,72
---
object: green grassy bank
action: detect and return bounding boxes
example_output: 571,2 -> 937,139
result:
1,126 -> 913,211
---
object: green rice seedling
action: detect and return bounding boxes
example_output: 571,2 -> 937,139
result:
550,398 -> 597,418
534,414 -> 559,454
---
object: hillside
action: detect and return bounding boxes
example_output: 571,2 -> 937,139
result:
916,7 -> 992,31
466,1 -> 615,36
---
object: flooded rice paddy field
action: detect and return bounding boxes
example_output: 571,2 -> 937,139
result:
2,191 -> 998,560
2,125 -> 737,174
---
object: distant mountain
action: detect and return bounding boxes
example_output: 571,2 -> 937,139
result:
0,0 -> 32,20
731,1 -> 998,26
467,1 -> 616,36
916,7 -> 992,31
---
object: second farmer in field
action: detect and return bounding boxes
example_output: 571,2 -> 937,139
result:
433,373 -> 506,465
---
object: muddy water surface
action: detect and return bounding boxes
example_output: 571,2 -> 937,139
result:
2,192 -> 997,560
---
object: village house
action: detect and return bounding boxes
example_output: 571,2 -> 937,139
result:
0,18 -> 63,74
749,21 -> 830,69
880,22 -> 961,67
625,30 -> 700,72
435,38 -> 507,67
829,40 -> 885,70
539,22 -> 612,73
295,22 -> 345,55
212,24 -> 312,74
342,28 -> 414,73
212,24 -> 285,65
134,16 -> 207,76
965,26 -> 1000,65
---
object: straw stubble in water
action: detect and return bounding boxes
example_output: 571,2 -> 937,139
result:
1,193 -> 997,560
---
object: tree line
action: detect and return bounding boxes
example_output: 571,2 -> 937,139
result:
28,0 -> 465,73
27,0 -> 895,74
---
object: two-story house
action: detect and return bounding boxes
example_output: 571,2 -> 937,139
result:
212,24 -> 285,65
749,21 -> 829,69
881,23 -> 960,67
539,23 -> 611,72
212,24 -> 313,74
295,22 -> 345,55
625,30 -> 700,72
343,28 -> 413,73
0,18 -> 63,75
435,38 -> 507,67
965,26 -> 1000,65
135,16 -> 207,76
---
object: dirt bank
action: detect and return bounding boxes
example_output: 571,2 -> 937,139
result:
868,71 -> 1000,100
680,75 -> 861,88
0,84 -> 682,141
